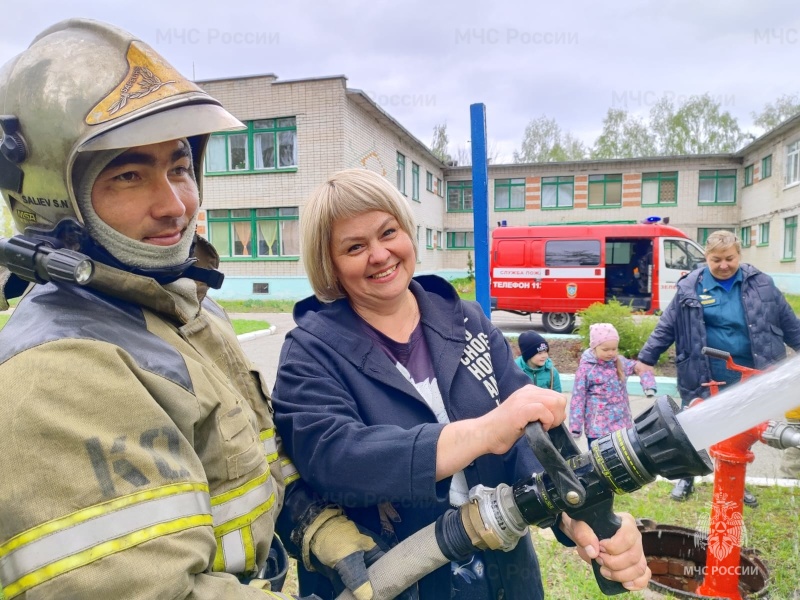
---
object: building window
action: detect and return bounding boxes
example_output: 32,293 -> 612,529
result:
697,227 -> 734,246
437,230 -> 443,250
426,171 -> 434,192
762,155 -> 772,179
787,141 -> 800,186
541,176 -> 574,209
698,170 -> 737,204
252,283 -> 270,294
588,174 -> 622,207
396,152 -> 406,194
208,207 -> 299,259
494,178 -> 526,210
437,178 -> 444,197
744,165 -> 754,187
447,231 -> 474,249
426,228 -> 433,249
740,226 -> 751,247
411,163 -> 420,202
758,222 -> 770,246
641,172 -> 678,205
784,216 -> 797,260
206,118 -> 297,174
447,181 -> 473,212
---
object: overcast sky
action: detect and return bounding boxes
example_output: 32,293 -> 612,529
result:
4,0 -> 800,163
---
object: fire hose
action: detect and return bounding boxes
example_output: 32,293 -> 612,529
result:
337,394 -> 714,599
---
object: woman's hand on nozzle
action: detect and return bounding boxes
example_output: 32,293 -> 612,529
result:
560,511 -> 651,591
480,385 -> 566,455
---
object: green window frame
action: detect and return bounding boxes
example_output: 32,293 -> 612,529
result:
787,141 -> 800,186
426,171 -> 434,192
447,231 -> 474,249
588,174 -> 622,207
758,222 -> 770,246
437,178 -> 444,197
783,216 -> 797,260
641,172 -> 678,205
697,227 -> 734,246
412,163 -> 420,201
205,118 -> 297,174
447,181 -> 473,212
207,207 -> 299,260
541,176 -> 574,209
698,170 -> 737,204
396,152 -> 406,194
744,165 -> 754,187
761,155 -> 772,179
425,228 -> 433,249
740,226 -> 751,247
494,178 -> 526,211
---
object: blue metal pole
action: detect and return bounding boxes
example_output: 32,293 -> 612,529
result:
470,103 -> 490,317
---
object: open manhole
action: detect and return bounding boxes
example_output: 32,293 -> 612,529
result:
637,520 -> 769,599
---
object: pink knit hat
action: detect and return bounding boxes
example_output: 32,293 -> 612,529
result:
590,323 -> 619,349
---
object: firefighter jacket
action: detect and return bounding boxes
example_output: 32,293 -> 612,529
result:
0,238 -> 299,599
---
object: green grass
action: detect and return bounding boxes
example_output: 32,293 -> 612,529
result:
450,276 -> 476,301
231,319 -> 271,335
0,314 -> 7,329
534,480 -> 799,599
785,293 -> 800,315
217,298 -> 296,313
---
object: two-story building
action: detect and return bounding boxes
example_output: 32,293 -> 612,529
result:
197,73 -> 800,299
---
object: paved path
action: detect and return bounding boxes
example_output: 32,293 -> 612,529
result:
238,312 -> 790,482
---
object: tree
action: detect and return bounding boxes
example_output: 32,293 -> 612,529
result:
591,108 -> 657,159
430,122 -> 451,163
752,93 -> 800,131
454,145 -> 475,167
513,115 -> 587,163
649,94 -> 743,155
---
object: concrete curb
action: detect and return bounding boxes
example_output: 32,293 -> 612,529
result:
561,374 -> 679,397
237,325 -> 277,342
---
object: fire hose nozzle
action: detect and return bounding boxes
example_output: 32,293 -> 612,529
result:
761,420 -> 800,449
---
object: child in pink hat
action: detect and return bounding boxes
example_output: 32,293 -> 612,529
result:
570,323 -> 657,447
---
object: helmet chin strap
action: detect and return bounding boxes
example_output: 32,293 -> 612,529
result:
80,235 -> 224,289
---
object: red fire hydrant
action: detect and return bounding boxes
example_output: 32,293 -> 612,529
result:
691,348 -> 763,600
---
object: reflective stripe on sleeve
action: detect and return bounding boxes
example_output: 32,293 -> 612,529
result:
0,483 -> 211,599
280,458 -> 299,485
210,469 -> 276,574
259,429 -> 279,463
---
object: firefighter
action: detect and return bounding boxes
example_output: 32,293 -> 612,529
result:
0,19 -> 378,599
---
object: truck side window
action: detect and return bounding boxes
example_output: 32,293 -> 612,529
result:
545,240 -> 601,266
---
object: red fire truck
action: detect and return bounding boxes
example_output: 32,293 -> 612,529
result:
490,221 -> 706,333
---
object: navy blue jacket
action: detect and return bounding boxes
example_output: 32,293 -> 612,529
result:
273,276 -> 556,599
638,263 -> 800,404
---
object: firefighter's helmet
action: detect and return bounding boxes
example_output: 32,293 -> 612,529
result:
0,18 -> 243,233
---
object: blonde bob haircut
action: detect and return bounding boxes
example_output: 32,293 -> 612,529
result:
301,168 -> 418,303
704,230 -> 741,255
